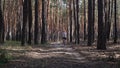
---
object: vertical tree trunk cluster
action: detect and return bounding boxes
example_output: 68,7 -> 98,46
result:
73,0 -> 80,44
17,0 -> 32,45
0,0 -> 119,49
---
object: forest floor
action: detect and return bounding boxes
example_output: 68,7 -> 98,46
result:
0,41 -> 120,68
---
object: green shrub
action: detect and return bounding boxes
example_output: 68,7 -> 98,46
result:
0,49 -> 12,64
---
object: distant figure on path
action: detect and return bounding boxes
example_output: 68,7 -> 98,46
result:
62,30 -> 67,45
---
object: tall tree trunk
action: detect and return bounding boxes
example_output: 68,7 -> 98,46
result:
104,0 -> 109,45
69,0 -> 72,42
84,0 -> 87,41
106,0 -> 114,41
41,0 -> 47,44
92,0 -> 95,42
97,0 -> 106,50
28,0 -> 32,44
113,0 -> 118,43
21,0 -> 28,45
34,0 -> 39,44
106,0 -> 111,40
76,0 -> 80,44
73,0 -> 77,43
87,0 -> 93,46
0,0 -> 4,43
104,0 -> 107,40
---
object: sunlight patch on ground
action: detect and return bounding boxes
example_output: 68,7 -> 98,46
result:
32,47 -> 73,52
49,48 -> 73,51
108,45 -> 120,50
74,44 -> 120,61
25,52 -> 64,59
50,41 -> 62,44
25,46 -> 87,62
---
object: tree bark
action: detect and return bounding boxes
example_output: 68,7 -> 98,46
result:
76,0 -> 80,44
69,0 -> 72,43
87,0 -> 93,46
21,0 -> 28,45
41,0 -> 47,44
113,0 -> 118,43
28,0 -> 33,44
84,0 -> 87,41
34,0 -> 39,44
97,0 -> 106,50
0,0 -> 4,43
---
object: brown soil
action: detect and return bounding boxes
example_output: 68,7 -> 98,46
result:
0,43 -> 120,68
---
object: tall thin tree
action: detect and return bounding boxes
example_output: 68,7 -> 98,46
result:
34,0 -> 39,44
84,0 -> 87,41
76,0 -> 80,44
28,0 -> 32,44
69,0 -> 72,42
21,0 -> 28,45
97,0 -> 106,50
87,0 -> 93,46
0,0 -> 4,43
41,0 -> 47,44
92,0 -> 95,42
73,0 -> 77,43
113,0 -> 118,43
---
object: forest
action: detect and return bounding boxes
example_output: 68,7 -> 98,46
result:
0,0 -> 120,68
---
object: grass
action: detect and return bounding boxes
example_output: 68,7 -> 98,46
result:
1,41 -> 21,49
4,41 -> 21,46
1,41 -> 33,50
0,41 -> 52,52
0,41 -> 50,66
0,41 -> 32,65
0,49 -> 13,64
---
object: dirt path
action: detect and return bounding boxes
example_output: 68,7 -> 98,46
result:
49,42 -> 88,62
1,42 -> 119,68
